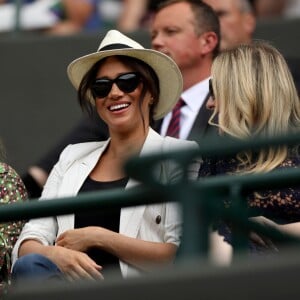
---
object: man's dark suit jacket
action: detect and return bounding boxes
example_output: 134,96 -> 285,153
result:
153,93 -> 212,141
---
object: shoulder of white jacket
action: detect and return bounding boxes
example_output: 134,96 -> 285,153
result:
163,136 -> 198,149
59,141 -> 108,163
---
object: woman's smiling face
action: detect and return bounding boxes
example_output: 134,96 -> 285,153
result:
93,56 -> 152,134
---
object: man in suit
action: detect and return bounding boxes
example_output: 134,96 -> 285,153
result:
151,0 -> 220,140
22,0 -> 220,198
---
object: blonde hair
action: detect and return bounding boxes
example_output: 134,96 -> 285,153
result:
210,40 -> 300,173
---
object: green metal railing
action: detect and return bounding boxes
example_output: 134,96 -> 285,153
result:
1,132 -> 300,262
125,132 -> 300,259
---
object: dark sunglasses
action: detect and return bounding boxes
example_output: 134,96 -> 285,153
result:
91,72 -> 142,99
209,78 -> 215,100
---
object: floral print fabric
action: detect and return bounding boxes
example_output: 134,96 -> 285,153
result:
0,163 -> 27,295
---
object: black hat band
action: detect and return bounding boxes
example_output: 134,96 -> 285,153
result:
99,44 -> 133,51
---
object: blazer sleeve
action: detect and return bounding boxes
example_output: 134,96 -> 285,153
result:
11,145 -> 74,267
160,138 -> 201,246
163,138 -> 201,182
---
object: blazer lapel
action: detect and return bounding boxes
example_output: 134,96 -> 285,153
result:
119,129 -> 163,238
57,140 -> 111,234
61,140 -> 111,195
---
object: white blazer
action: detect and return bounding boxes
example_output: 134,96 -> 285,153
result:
12,129 -> 200,277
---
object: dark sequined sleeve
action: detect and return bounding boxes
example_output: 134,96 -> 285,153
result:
247,157 -> 300,223
197,155 -> 300,251
200,156 -> 300,221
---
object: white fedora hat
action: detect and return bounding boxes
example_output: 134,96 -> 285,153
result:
67,30 -> 183,120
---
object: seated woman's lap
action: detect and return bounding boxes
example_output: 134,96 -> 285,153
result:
12,253 -> 63,282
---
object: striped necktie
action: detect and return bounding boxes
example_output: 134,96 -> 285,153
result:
166,98 -> 185,138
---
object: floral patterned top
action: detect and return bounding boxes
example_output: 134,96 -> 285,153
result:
198,155 -> 300,251
0,163 -> 27,295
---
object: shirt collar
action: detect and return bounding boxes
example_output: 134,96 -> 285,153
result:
181,77 -> 211,112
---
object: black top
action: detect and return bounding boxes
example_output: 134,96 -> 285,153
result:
76,176 -> 128,277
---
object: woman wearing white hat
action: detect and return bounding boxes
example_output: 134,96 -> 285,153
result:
12,30 -> 199,281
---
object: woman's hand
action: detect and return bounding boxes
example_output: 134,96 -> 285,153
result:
57,226 -> 177,272
250,216 -> 300,239
49,245 -> 103,281
18,240 -> 103,281
56,228 -> 94,252
248,216 -> 279,251
249,216 -> 278,229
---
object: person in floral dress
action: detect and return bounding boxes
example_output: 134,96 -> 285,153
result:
0,162 -> 27,295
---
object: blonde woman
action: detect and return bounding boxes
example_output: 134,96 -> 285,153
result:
199,41 -> 300,261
